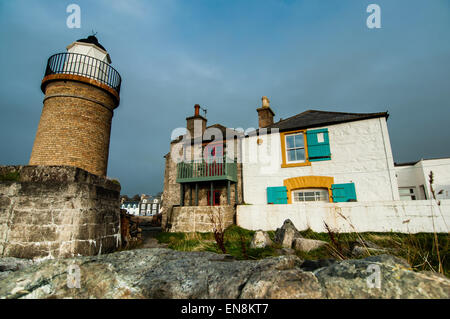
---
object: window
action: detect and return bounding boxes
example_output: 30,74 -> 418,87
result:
292,188 -> 329,202
280,130 -> 310,168
399,187 -> 417,200
207,190 -> 221,206
203,143 -> 224,163
285,133 -> 306,163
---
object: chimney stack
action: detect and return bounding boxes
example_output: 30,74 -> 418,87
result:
186,104 -> 207,139
257,96 -> 275,128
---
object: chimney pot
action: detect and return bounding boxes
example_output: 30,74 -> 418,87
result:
194,104 -> 200,116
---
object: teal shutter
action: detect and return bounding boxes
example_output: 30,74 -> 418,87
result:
267,186 -> 288,204
306,129 -> 331,161
331,183 -> 357,202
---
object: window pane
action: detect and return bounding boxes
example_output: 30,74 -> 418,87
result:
295,148 -> 305,161
287,150 -> 296,162
286,135 -> 295,149
294,134 -> 304,147
293,189 -> 329,202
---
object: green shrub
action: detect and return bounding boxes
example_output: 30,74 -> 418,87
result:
0,171 -> 20,182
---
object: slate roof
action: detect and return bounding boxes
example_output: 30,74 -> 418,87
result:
206,124 -> 245,140
265,110 -> 389,132
394,156 -> 450,167
169,123 -> 244,146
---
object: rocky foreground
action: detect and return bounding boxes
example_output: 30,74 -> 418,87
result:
0,249 -> 449,299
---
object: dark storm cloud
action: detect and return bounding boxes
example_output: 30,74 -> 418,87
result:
0,0 -> 449,195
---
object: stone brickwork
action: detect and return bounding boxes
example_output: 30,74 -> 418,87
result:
29,79 -> 119,177
162,140 -> 243,231
257,107 -> 275,128
168,205 -> 235,233
0,166 -> 121,259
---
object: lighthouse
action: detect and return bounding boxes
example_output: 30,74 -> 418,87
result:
29,35 -> 121,177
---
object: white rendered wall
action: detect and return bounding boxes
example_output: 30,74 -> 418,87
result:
237,200 -> 450,233
241,117 -> 399,204
121,206 -> 139,216
65,42 -> 111,82
67,42 -> 110,62
396,159 -> 450,200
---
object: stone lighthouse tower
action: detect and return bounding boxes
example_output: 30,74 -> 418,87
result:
29,35 -> 121,176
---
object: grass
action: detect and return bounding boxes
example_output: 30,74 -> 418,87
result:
0,171 -> 20,182
109,179 -> 121,186
156,225 -> 279,260
155,225 -> 450,277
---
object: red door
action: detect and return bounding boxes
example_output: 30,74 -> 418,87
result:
207,190 -> 221,206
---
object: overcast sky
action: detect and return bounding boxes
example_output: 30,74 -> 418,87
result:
0,0 -> 449,196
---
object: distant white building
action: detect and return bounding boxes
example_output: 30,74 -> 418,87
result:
236,97 -> 450,233
395,158 -> 450,201
121,201 -> 140,216
139,195 -> 162,216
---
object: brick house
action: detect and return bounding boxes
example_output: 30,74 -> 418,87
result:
162,105 -> 244,232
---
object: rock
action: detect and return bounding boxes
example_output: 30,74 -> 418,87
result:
0,257 -> 34,280
314,254 -> 450,298
300,259 -> 336,272
293,238 -> 327,252
356,239 -> 381,249
240,269 -> 322,299
249,231 -> 273,249
0,251 -> 448,299
0,257 -> 33,272
274,219 -> 303,248
275,248 -> 296,255
351,246 -> 388,257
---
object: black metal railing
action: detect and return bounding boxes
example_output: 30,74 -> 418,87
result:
44,52 -> 122,94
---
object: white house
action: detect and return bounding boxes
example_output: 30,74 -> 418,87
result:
237,97 -> 449,233
121,201 -> 140,216
395,158 -> 450,201
139,196 -> 162,216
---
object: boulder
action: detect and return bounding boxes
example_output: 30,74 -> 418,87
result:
0,257 -> 34,280
275,248 -> 296,256
0,257 -> 33,272
0,250 -> 448,299
274,219 -> 303,248
314,254 -> 450,298
351,246 -> 389,257
293,238 -> 327,252
300,259 -> 336,272
249,231 -> 273,249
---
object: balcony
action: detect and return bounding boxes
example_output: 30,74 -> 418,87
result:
42,52 -> 122,95
176,160 -> 238,183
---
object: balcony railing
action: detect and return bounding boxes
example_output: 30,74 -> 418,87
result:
176,159 -> 238,183
44,52 -> 122,94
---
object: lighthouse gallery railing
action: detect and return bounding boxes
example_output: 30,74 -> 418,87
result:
44,52 -> 122,94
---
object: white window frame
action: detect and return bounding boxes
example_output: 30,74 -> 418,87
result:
292,188 -> 329,203
399,187 -> 417,200
285,132 -> 306,164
